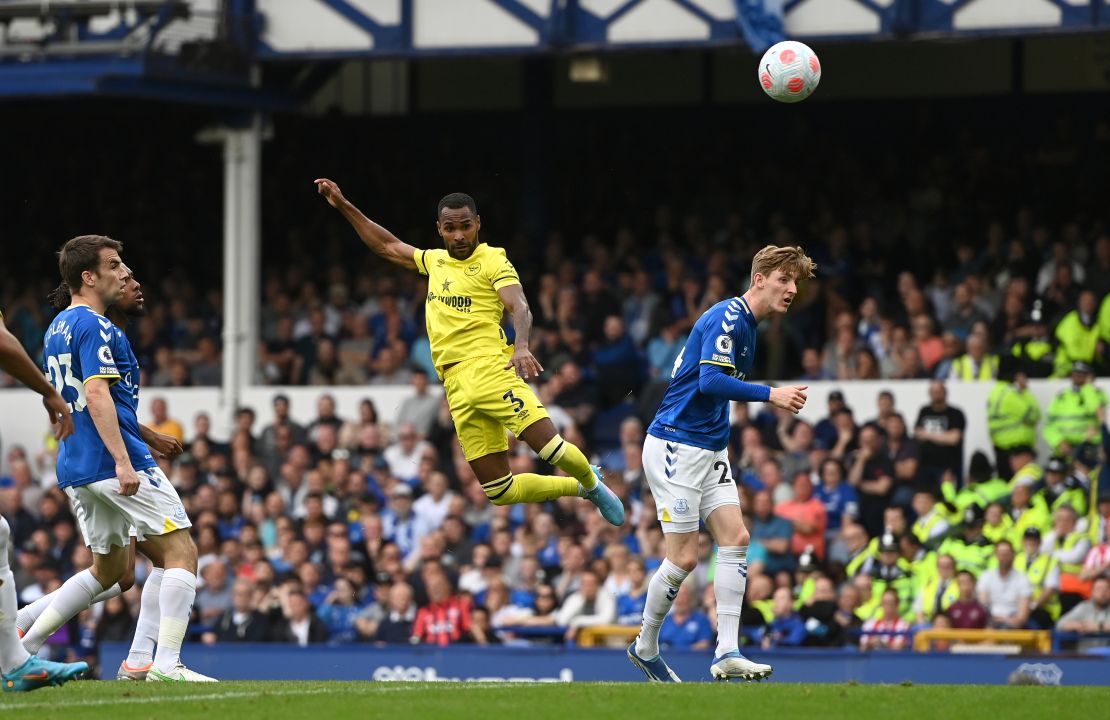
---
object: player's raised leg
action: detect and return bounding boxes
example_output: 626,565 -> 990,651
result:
704,503 -> 772,682
446,357 -> 624,525
521,418 -> 624,525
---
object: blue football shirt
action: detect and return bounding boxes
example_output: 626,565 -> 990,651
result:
648,297 -> 759,451
43,305 -> 155,488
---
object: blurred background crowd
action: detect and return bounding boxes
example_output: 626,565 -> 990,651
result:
1,99 -> 1110,669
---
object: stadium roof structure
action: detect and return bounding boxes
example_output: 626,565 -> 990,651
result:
0,0 -> 292,108
0,1 -> 1106,108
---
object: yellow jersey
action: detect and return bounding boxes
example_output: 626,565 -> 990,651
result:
414,243 -> 520,374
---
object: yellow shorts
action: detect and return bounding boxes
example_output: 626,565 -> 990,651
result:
443,351 -> 549,461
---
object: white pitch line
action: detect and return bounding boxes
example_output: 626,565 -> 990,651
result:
0,681 -> 548,711
0,686 -> 355,712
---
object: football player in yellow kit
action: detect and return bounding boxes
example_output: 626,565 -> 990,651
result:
315,179 -> 623,525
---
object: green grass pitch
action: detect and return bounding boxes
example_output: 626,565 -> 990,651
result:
1,681 -> 1106,719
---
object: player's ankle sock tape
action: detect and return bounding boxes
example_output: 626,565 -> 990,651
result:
538,435 -> 595,488
482,473 -> 579,505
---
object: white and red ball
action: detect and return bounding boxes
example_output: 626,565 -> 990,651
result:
758,40 -> 821,103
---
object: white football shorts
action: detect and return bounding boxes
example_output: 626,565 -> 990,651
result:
642,434 -> 740,534
65,467 -> 192,554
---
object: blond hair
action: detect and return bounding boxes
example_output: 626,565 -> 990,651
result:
750,244 -> 817,283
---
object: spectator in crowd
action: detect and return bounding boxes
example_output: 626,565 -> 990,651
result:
750,490 -> 794,576
397,369 -> 440,437
848,424 -> 894,538
657,583 -> 713,651
616,557 -> 649,625
813,458 -> 859,545
384,423 -> 430,484
274,589 -> 329,646
914,381 -> 966,483
195,560 -> 233,628
149,397 -> 185,443
775,472 -> 828,560
202,579 -> 272,643
977,540 -> 1032,629
556,570 -> 616,641
317,577 -> 363,643
1056,576 -> 1110,646
860,588 -> 910,651
947,571 -> 989,630
412,570 -> 472,646
373,582 -> 417,644
760,586 -> 806,649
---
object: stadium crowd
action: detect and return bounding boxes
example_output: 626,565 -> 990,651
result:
1,102 -> 1110,666
1,374 -> 1108,665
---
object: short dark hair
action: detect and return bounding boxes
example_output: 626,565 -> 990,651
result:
58,235 -> 122,290
437,192 -> 477,218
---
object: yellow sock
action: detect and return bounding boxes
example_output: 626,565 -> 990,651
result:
538,435 -> 596,489
480,473 -> 579,506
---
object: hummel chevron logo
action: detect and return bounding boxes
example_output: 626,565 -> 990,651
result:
665,455 -> 675,466
721,322 -> 735,333
724,311 -> 738,321
666,586 -> 679,602
97,318 -> 112,329
665,468 -> 676,478
665,444 -> 676,453
100,330 -> 112,342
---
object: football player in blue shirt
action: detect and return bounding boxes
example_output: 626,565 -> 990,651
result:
25,235 -> 213,682
18,266 -> 187,681
0,310 -> 87,690
628,245 -> 815,683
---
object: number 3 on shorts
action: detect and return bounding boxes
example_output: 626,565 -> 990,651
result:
503,390 -> 525,414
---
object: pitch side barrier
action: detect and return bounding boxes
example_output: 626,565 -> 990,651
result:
97,643 -> 1109,685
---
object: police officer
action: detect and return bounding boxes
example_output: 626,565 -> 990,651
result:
949,331 -> 999,382
938,504 -> 995,575
1041,456 -> 1089,518
869,533 -> 915,618
1009,301 -> 1055,378
1053,290 -> 1102,377
1042,505 -> 1092,613
987,354 -> 1040,480
942,451 -> 1010,518
1014,527 -> 1061,629
1044,361 -> 1108,455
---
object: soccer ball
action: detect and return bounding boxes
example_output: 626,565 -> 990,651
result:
758,40 -> 821,103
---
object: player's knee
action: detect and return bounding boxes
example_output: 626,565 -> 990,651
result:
481,474 -> 515,506
118,568 -> 136,592
671,549 -> 698,574
736,527 -> 751,547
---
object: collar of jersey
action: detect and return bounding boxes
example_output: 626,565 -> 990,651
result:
736,297 -> 756,326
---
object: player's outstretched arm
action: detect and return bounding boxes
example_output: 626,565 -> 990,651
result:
498,284 -> 543,380
85,378 -> 140,496
697,364 -> 806,413
140,423 -> 184,459
0,318 -> 74,439
314,179 -> 418,271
